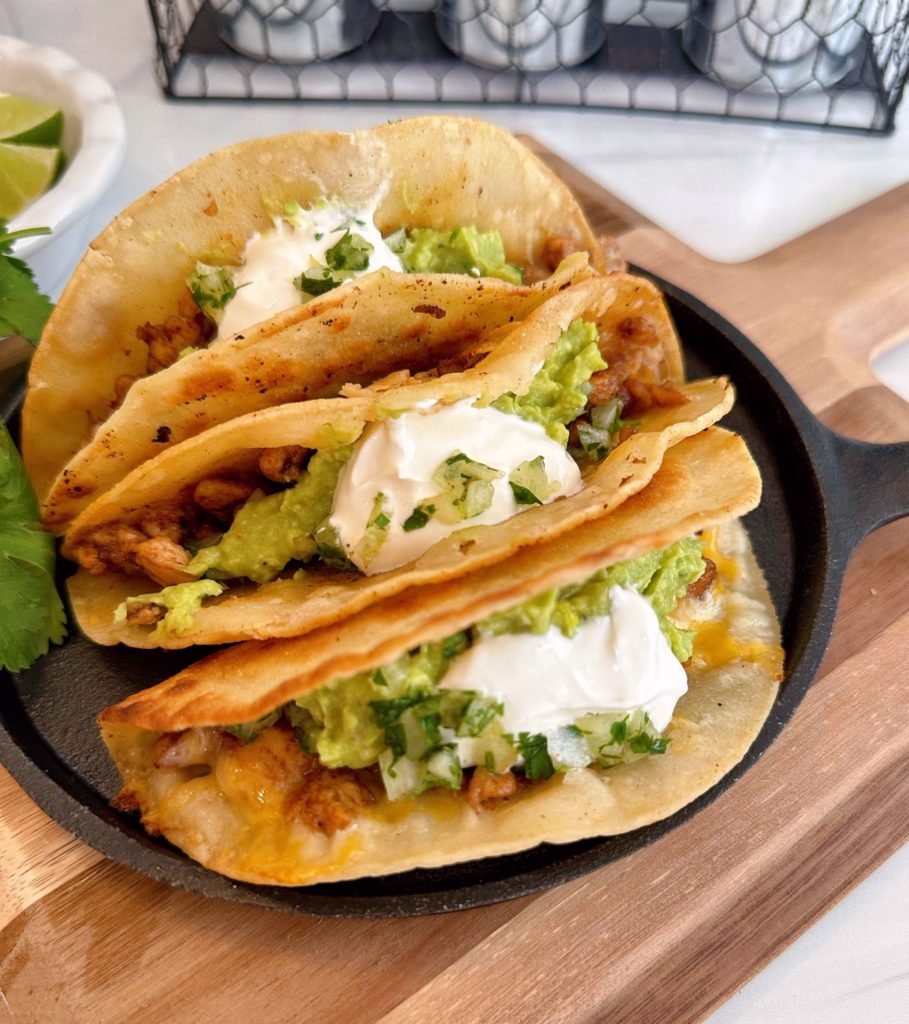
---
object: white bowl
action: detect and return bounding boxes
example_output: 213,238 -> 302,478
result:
0,35 -> 125,295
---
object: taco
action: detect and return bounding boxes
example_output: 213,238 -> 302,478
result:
42,255 -> 681,533
63,277 -> 731,648
99,428 -> 784,887
23,116 -> 610,508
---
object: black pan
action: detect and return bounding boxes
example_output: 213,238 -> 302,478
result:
3,273 -> 908,917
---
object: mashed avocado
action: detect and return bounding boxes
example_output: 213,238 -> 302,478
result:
291,639 -> 456,769
266,541 -> 704,774
491,319 -> 606,443
188,446 -> 352,584
392,225 -> 523,284
114,579 -> 224,640
478,537 -> 704,661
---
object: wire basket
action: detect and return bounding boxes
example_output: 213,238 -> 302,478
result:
147,0 -> 909,132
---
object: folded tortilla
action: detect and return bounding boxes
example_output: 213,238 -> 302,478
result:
64,276 -> 731,648
100,428 -> 783,887
39,261 -> 682,532
23,116 -> 607,508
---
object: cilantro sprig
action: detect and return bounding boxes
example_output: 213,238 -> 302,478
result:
0,422 -> 66,671
0,223 -> 53,345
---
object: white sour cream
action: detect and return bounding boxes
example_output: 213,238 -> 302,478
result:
217,199 -> 403,339
329,401 -> 582,575
442,586 -> 687,738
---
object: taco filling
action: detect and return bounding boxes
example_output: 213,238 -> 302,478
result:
64,277 -> 726,650
73,316 -> 687,636
112,539 -> 710,830
190,194 -> 525,346
98,441 -> 784,888
220,538 -> 705,809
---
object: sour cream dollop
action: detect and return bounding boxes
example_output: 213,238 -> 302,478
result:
442,586 -> 687,741
217,199 -> 403,339
329,401 -> 582,575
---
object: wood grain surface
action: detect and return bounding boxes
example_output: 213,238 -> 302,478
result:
2,139 -> 908,1024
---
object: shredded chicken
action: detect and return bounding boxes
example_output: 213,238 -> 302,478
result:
542,235 -> 578,272
687,558 -> 718,599
137,291 -> 214,373
587,369 -> 631,409
72,524 -> 148,576
124,602 -> 165,626
257,446 -> 310,485
193,477 -> 256,515
137,499 -> 191,544
287,762 -> 376,836
465,767 -> 518,811
623,377 -> 689,414
134,536 -> 196,587
153,727 -> 230,769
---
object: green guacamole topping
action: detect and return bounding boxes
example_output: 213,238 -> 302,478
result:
390,225 -> 523,285
491,319 -> 606,443
257,540 -> 704,789
477,537 -> 704,662
114,579 -> 224,640
188,446 -> 352,584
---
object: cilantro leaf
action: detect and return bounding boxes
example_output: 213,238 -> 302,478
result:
0,423 -> 66,671
403,503 -> 435,532
294,267 -> 342,297
517,732 -> 555,780
509,481 -> 543,506
326,230 -> 373,272
0,249 -> 54,345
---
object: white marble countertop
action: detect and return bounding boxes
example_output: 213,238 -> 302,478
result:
5,1 -> 909,1019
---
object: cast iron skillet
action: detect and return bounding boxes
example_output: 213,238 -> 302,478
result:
2,273 -> 908,917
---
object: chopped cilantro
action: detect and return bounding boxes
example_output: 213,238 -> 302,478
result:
326,230 -> 373,272
509,482 -> 542,506
441,631 -> 469,660
517,732 -> 555,780
295,267 -> 342,297
188,262 -> 239,319
403,503 -> 435,532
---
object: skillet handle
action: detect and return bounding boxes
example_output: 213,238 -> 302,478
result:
825,430 -> 909,550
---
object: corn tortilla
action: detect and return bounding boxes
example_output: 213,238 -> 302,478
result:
23,116 -> 609,506
65,278 -> 730,648
100,429 -> 783,886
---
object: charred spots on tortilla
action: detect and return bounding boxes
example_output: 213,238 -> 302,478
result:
412,304 -> 446,319
458,540 -> 476,555
203,199 -> 218,217
153,426 -> 172,444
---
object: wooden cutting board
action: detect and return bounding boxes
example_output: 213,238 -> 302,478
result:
2,140 -> 908,1024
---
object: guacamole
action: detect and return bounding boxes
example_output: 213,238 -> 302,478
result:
492,319 -> 606,443
391,225 -> 523,284
235,540 -> 705,797
188,446 -> 352,584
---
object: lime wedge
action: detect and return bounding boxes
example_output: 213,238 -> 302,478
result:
0,142 -> 61,219
0,93 -> 63,146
